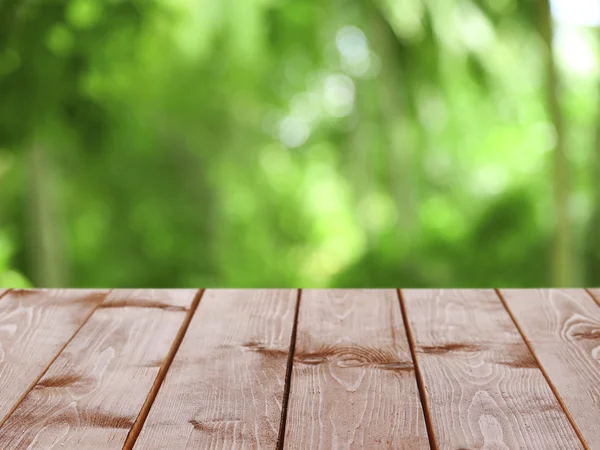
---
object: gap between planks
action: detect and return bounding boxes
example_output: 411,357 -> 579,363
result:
0,289 -> 113,429
494,288 -> 590,450
397,289 -> 439,450
275,289 -> 302,450
584,288 -> 600,308
123,289 -> 205,450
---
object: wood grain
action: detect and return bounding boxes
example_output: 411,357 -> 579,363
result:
133,289 -> 298,450
0,289 -> 199,450
101,288 -> 198,310
402,289 -> 584,449
0,289 -> 107,424
501,288 -> 600,448
284,289 -> 429,449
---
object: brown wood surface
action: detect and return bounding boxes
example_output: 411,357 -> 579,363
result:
500,288 -> 600,449
0,289 -> 199,450
133,289 -> 298,450
284,289 -> 429,449
402,289 -> 584,449
2,288 -> 599,449
0,289 -> 107,425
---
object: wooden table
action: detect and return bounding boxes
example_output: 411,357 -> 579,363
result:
0,289 -> 599,449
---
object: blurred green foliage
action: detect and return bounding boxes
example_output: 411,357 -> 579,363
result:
0,0 -> 599,288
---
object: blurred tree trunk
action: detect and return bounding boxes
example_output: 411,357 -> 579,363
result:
540,0 -> 572,286
586,25 -> 600,285
347,81 -> 375,242
369,3 -> 416,233
27,142 -> 66,287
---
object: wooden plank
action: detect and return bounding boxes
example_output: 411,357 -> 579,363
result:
133,289 -> 297,450
0,289 -> 199,450
284,289 -> 429,449
0,289 -> 107,424
402,289 -> 584,449
500,288 -> 600,448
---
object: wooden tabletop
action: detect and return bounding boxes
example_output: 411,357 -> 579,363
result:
0,289 -> 599,449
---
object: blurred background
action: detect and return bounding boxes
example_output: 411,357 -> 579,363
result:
0,0 -> 599,288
